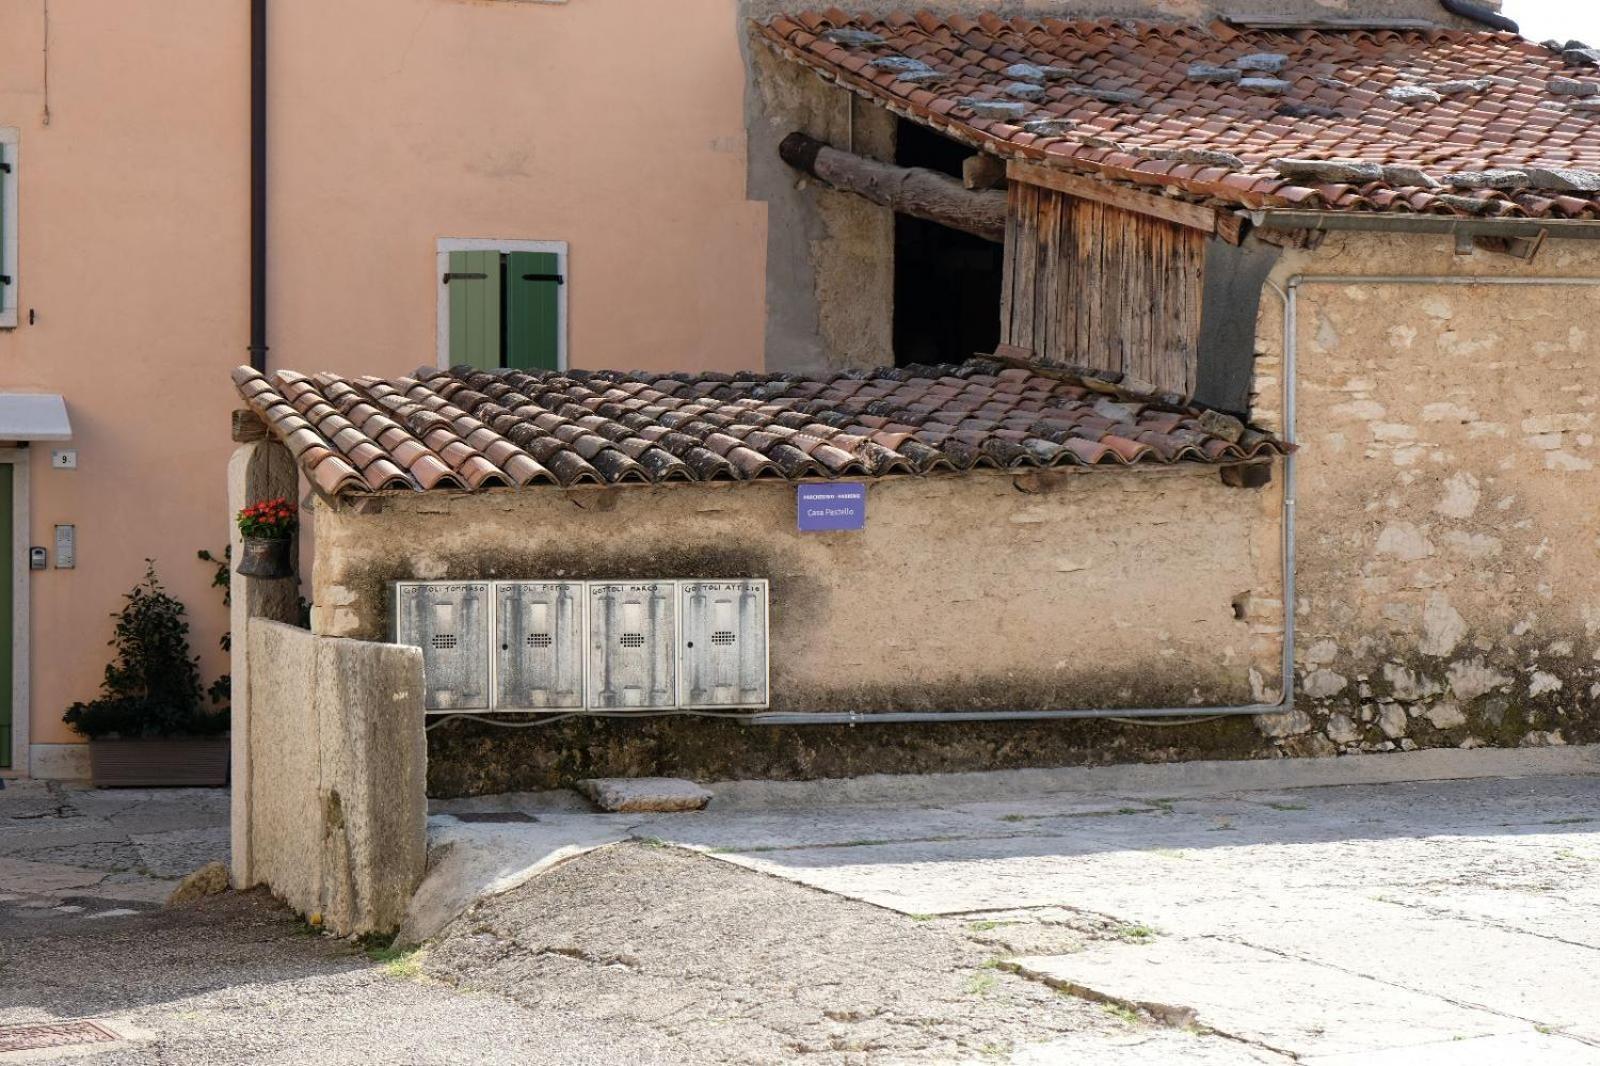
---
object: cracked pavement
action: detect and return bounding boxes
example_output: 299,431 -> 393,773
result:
432,760 -> 1600,1063
3,759 -> 1600,1063
0,781 -> 229,921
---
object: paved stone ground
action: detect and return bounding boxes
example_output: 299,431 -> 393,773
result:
0,781 -> 230,921
641,772 -> 1600,1063
4,761 -> 1600,1064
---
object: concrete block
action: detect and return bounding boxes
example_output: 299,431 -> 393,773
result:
578,778 -> 712,813
245,621 -> 426,936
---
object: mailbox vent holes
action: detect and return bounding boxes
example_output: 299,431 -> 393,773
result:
527,633 -> 553,648
431,634 -> 458,650
711,631 -> 736,646
620,633 -> 645,648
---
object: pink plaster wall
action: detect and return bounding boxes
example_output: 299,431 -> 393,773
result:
0,0 -> 767,754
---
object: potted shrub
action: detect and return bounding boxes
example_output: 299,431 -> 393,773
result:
236,496 -> 297,579
64,563 -> 229,788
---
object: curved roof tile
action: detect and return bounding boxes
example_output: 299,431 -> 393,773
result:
757,12 -> 1600,221
230,360 -> 1285,498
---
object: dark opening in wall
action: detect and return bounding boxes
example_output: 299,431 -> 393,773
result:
892,121 -> 1003,367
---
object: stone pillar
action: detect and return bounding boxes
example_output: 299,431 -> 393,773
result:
228,439 -> 300,888
246,620 -> 426,935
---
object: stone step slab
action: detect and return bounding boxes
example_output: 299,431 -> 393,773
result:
1013,938 -> 1522,1060
577,778 -> 712,814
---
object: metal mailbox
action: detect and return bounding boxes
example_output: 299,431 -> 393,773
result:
394,581 -> 492,712
494,581 -> 585,711
678,580 -> 769,709
587,582 -> 676,709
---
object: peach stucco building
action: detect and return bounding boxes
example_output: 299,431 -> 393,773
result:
0,0 -> 769,777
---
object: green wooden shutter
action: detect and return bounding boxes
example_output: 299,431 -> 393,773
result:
446,250 -> 502,369
505,251 -> 561,371
0,143 -> 10,302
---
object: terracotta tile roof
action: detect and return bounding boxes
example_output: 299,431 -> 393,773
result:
758,11 -> 1600,220
230,361 -> 1284,497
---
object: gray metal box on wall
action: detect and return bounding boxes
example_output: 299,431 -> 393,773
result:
587,582 -> 676,709
679,580 -> 769,709
496,581 -> 585,711
394,581 -> 491,712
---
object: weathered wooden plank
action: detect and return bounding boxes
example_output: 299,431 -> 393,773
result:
1000,182 -> 1021,345
1034,188 -> 1058,360
1012,182 -> 1039,353
1001,180 -> 1207,394
232,408 -> 269,443
1007,160 -> 1219,236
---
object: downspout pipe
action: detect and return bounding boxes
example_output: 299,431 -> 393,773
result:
247,0 -> 267,373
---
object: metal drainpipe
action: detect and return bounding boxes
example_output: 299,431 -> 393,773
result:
748,320 -> 1302,727
247,0 -> 268,372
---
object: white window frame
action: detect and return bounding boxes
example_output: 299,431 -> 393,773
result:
435,238 -> 568,371
0,128 -> 18,330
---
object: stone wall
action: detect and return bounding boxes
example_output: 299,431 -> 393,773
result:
240,620 -> 427,935
1253,234 -> 1600,757
747,36 -> 898,374
310,466 -> 1283,794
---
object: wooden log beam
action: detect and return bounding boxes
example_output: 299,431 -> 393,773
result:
780,132 -> 1006,243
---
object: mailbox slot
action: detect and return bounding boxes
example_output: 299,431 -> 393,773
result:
495,581 -> 586,711
393,581 -> 492,712
679,580 -> 769,709
587,582 -> 676,709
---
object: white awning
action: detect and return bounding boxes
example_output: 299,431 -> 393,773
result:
0,394 -> 72,441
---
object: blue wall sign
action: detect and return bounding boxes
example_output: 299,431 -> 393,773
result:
797,482 -> 867,532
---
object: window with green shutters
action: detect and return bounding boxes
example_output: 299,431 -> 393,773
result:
0,128 -> 17,330
439,241 -> 565,370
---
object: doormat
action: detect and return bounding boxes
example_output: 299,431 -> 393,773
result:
0,1020 -> 121,1054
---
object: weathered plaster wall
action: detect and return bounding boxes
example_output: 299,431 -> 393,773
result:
1253,233 -> 1600,756
311,468 -> 1282,792
748,43 -> 897,373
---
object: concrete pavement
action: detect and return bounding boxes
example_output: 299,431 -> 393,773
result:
0,781 -> 228,921
4,748 -> 1599,1063
426,748 -> 1600,1064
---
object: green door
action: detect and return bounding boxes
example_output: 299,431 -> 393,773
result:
0,464 -> 12,769
446,250 -> 502,370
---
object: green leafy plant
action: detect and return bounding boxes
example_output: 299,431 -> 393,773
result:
62,562 -> 228,740
237,497 -> 298,540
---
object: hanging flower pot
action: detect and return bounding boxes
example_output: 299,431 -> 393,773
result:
237,535 -> 295,578
236,497 -> 299,580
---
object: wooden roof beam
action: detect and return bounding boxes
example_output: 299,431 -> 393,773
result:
1006,160 -> 1244,245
